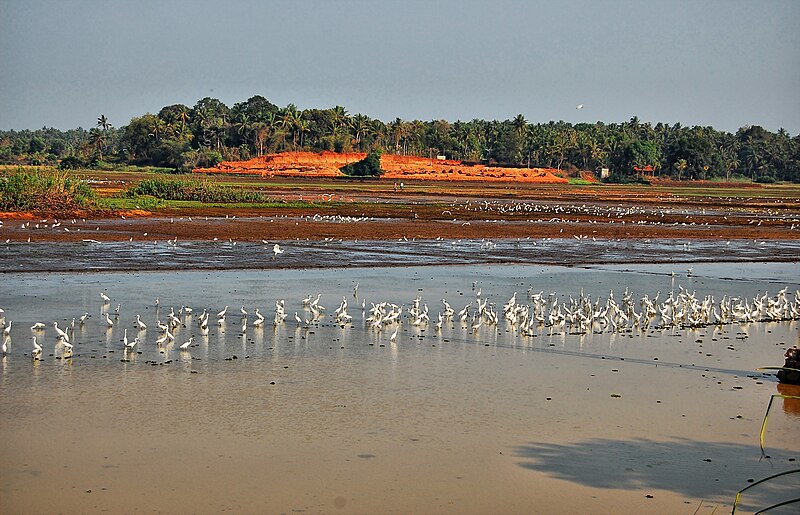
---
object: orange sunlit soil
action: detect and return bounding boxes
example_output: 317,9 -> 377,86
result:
194,151 -> 570,183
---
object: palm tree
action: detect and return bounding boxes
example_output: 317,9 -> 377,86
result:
277,105 -> 301,149
96,115 -> 112,157
234,114 -> 251,148
674,158 -> 688,181
512,114 -> 527,139
97,114 -> 111,132
331,105 -> 349,133
149,117 -> 166,142
176,105 -> 190,136
349,114 -> 370,151
252,122 -> 268,156
89,128 -> 105,160
296,118 -> 310,149
388,118 -> 405,153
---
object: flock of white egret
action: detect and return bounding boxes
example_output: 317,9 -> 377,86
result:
2,281 -> 798,361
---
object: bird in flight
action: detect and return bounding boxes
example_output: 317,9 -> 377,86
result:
576,104 -> 584,110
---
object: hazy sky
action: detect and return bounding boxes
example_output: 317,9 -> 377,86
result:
1,0 -> 798,134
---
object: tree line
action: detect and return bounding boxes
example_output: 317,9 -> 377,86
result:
1,94 -> 798,182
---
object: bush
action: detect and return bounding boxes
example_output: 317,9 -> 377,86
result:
0,169 -> 97,212
754,175 -> 777,184
340,150 -> 383,177
58,155 -> 86,170
126,177 -> 271,203
178,149 -> 223,172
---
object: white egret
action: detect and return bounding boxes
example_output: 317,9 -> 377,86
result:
273,243 -> 284,258
53,322 -> 69,342
100,292 -> 111,303
179,336 -> 194,350
135,314 -> 147,330
30,322 -> 46,331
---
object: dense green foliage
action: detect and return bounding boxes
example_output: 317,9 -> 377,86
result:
340,151 -> 384,177
2,95 -> 798,182
125,177 -> 270,203
0,169 -> 96,212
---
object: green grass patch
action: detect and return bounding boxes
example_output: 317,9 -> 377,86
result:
125,177 -> 273,203
0,168 -> 97,212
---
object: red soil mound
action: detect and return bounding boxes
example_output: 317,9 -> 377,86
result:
194,151 -> 568,183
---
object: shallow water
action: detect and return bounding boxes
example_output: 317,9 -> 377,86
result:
1,262 -> 799,514
2,237 -> 800,272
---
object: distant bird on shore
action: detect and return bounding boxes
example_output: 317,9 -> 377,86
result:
273,244 -> 284,258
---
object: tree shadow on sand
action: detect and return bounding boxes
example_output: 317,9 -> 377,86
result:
514,437 -> 799,511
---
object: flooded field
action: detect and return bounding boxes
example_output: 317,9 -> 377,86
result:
1,259 -> 799,513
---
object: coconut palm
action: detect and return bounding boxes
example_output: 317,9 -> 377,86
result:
674,158 -> 689,181
331,105 -> 349,133
349,114 -> 371,151
89,128 -> 105,160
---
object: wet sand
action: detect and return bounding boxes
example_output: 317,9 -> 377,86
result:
1,264 -> 799,514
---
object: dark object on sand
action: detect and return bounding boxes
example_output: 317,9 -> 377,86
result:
777,346 -> 800,385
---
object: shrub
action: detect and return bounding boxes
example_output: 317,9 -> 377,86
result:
754,175 -> 777,184
0,169 -> 96,212
125,177 -> 271,203
340,150 -> 383,177
57,155 -> 86,170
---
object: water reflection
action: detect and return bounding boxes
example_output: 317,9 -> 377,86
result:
777,383 -> 800,417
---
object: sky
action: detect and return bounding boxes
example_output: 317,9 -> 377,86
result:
1,0 -> 799,134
